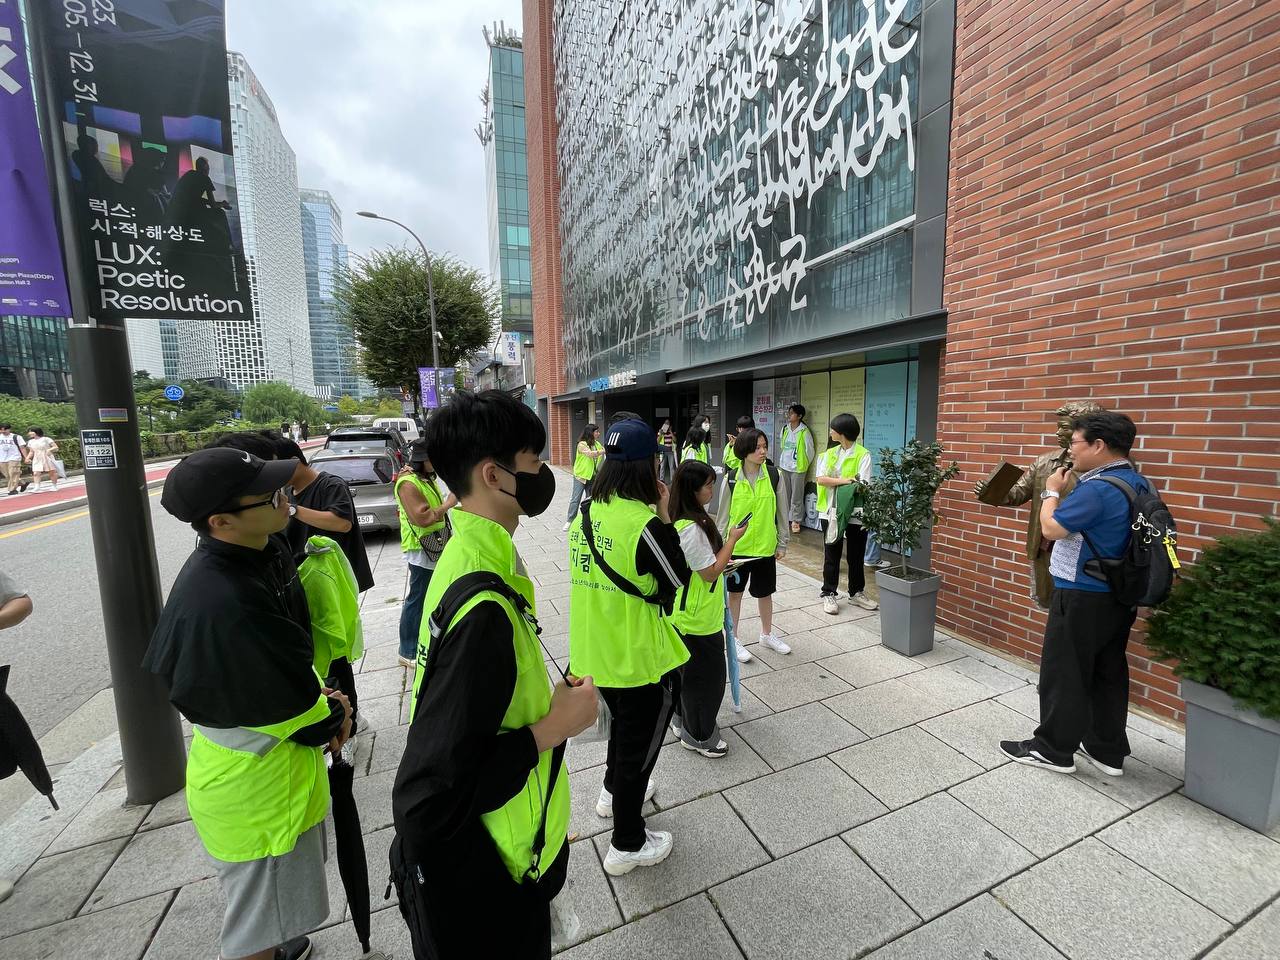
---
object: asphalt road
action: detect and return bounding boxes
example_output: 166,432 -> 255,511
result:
0,493 -> 400,739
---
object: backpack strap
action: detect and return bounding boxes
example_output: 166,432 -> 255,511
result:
580,500 -> 662,605
1077,474 -> 1138,562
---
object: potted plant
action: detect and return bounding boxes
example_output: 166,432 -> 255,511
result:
858,439 -> 959,656
1144,519 -> 1280,833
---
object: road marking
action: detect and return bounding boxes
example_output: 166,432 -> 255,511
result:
0,489 -> 162,539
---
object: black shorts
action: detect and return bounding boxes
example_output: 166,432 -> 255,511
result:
725,556 -> 777,598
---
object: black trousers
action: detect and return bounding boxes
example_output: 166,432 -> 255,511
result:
674,631 -> 725,747
820,520 -> 869,597
1031,588 -> 1138,767
600,673 -> 677,851
327,655 -> 358,722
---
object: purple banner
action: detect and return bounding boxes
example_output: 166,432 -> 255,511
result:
0,0 -> 71,318
418,366 -> 439,409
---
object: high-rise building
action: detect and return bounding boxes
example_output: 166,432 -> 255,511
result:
0,316 -> 72,401
159,321 -> 221,383
300,189 -> 371,399
223,52 -> 314,394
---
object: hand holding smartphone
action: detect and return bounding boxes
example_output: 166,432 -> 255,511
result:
735,512 -> 753,529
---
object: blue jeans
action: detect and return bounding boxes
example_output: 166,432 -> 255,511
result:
399,564 -> 434,660
864,532 -> 881,565
566,478 -> 592,522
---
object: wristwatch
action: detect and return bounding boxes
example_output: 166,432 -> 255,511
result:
1040,491 -> 1060,501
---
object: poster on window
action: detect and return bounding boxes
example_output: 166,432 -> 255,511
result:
751,379 -> 774,453
39,0 -> 253,325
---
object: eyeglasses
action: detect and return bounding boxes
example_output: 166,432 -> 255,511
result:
1068,439 -> 1093,448
216,488 -> 284,515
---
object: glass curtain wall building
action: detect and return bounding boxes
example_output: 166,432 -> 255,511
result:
300,189 -> 371,399
0,316 -> 72,401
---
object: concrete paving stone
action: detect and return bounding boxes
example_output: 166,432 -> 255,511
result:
749,630 -> 844,669
818,645 -> 926,687
1098,793 -> 1280,923
141,876 -> 222,960
0,890 -> 170,960
864,893 -> 1066,960
1126,712 -> 1185,750
918,699 -> 1033,770
351,768 -> 397,833
995,684 -> 1041,721
310,899 -> 411,959
567,763 -> 657,842
944,655 -> 1031,694
1127,728 -> 1185,780
353,665 -> 406,702
566,732 -> 609,773
46,786 -> 148,855
711,836 -> 916,959
360,619 -> 401,650
995,837 -> 1230,960
349,824 -> 397,915
833,726 -> 984,810
716,685 -> 775,728
1072,752 -> 1181,809
798,598 -> 879,624
359,641 -> 410,673
824,678 -> 952,737
724,757 -> 886,857
358,692 -> 405,733
810,619 -> 883,651
556,840 -> 623,951
742,660 -> 852,711
0,836 -> 128,937
1203,898 -> 1280,960
36,688 -> 117,765
734,701 -> 866,770
734,616 -> 769,640
540,581 -> 572,601
898,664 -> 997,709
592,794 -> 768,921
139,788 -> 190,832
768,585 -> 822,612
541,629 -> 571,662
845,792 -> 1035,920
945,641 -> 1040,682
83,819 -> 216,912
949,762 -> 1129,857
730,649 -> 776,679
556,894 -> 743,960
768,607 -> 828,636
898,638 -> 969,667
650,728 -> 772,809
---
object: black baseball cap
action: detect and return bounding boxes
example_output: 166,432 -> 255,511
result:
407,439 -> 431,463
161,447 -> 297,522
603,418 -> 660,462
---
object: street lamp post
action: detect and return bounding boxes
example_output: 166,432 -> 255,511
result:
356,211 -> 441,372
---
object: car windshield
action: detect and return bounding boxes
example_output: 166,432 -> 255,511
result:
314,457 -> 393,485
327,437 -> 392,452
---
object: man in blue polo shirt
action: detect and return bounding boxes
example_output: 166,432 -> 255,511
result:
1001,412 -> 1145,777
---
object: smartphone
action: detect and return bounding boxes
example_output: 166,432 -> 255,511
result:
735,512 -> 753,529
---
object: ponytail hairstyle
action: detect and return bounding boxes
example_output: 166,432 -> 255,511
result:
671,460 -> 723,554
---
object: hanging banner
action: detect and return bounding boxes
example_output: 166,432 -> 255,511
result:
437,367 -> 457,402
0,0 -> 71,317
418,366 -> 439,409
40,0 -> 253,326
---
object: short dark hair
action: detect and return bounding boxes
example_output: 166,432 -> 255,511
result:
1073,411 -> 1136,455
592,456 -> 659,506
209,431 -> 277,460
789,403 -> 806,419
0,423 -> 10,430
609,410 -> 642,425
734,427 -> 767,461
684,426 -> 705,448
829,413 -> 861,442
735,415 -> 755,431
426,389 -> 546,496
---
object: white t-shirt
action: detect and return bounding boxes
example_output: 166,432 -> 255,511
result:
818,444 -> 872,523
678,521 -> 717,572
0,433 -> 25,463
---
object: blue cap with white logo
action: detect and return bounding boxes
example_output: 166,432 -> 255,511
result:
603,419 -> 660,462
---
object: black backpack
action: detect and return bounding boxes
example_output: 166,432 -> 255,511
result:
1079,473 -> 1181,608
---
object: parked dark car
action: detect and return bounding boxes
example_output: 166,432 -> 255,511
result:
322,426 -> 407,467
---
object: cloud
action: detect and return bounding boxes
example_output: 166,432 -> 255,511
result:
225,0 -> 522,272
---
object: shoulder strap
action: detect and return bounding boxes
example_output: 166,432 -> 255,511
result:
525,740 -> 566,883
768,464 -> 780,492
1077,474 -> 1139,562
580,500 -> 661,605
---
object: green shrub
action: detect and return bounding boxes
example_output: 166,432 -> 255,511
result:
1145,519 -> 1280,720
858,439 -> 960,579
0,396 -> 78,437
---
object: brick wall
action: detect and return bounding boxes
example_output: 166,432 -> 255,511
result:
935,0 -> 1280,721
524,0 -> 572,467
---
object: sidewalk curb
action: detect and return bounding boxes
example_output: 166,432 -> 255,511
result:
0,475 -> 168,528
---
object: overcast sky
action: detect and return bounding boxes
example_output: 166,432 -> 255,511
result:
225,0 -> 523,272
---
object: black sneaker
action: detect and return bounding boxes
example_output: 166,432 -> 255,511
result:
680,738 -> 728,758
999,739 -> 1075,773
1077,744 -> 1124,777
275,937 -> 312,960
18,481 -> 30,492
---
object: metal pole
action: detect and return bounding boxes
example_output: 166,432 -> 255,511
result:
27,2 -> 185,804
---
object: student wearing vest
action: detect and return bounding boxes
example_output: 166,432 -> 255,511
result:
722,415 -> 755,471
669,460 -> 746,758
681,425 -> 709,464
779,404 -> 816,533
568,418 -> 693,876
395,440 -> 458,668
391,390 -> 597,959
815,414 -> 880,615
563,423 -> 603,531
715,428 -> 792,662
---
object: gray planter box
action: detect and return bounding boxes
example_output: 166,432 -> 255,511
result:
1181,679 -> 1280,833
875,568 -> 941,657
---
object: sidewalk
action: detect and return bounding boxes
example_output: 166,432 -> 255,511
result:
1,469 -> 1278,960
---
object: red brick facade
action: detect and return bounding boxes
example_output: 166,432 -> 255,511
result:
934,0 -> 1280,721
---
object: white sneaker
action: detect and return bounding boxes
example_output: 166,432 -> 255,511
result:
851,592 -> 879,610
1077,745 -> 1124,777
596,779 -> 657,818
822,594 -> 839,615
735,641 -> 753,663
603,829 -> 674,876
760,633 -> 791,654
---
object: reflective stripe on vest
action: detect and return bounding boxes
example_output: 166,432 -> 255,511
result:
396,472 -> 444,553
815,444 -> 869,513
729,467 -> 778,558
671,519 -> 725,636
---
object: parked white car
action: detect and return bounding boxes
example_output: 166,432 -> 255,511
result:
372,416 -> 420,442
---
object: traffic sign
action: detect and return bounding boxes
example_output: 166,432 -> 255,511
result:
163,384 -> 185,402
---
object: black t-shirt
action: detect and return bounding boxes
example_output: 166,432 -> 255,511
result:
288,471 -> 375,593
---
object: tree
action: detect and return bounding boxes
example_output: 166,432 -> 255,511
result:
336,247 -> 496,397
242,381 -> 325,427
858,439 -> 960,577
132,374 -> 238,432
337,394 -> 360,417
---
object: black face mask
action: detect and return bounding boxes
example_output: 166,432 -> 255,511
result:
495,462 -> 555,517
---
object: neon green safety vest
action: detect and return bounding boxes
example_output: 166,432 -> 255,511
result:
187,689 -> 331,863
781,423 -> 813,473
567,497 -> 690,687
671,519 -> 725,636
395,472 -> 444,554
412,509 -> 569,883
723,441 -> 741,471
573,442 -> 600,482
299,535 -> 364,676
815,443 -> 870,513
683,443 -> 709,464
728,466 -> 779,558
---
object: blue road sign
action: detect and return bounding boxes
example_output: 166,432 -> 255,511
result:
163,384 -> 185,402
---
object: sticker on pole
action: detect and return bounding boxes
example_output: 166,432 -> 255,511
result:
164,385 -> 185,402
81,429 -> 118,470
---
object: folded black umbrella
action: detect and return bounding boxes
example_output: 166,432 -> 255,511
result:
329,751 -> 369,953
0,665 -> 58,811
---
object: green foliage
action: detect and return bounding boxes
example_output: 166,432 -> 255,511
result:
0,395 -> 78,438
241,382 -> 326,427
1145,519 -> 1280,720
337,394 -> 360,416
858,439 -> 960,578
336,246 -> 496,394
132,373 -> 239,432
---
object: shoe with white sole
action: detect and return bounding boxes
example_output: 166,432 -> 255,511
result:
760,633 -> 791,654
603,829 -> 674,876
735,641 -> 753,663
1000,739 -> 1075,773
1077,744 -> 1124,777
596,779 -> 657,818
822,594 -> 839,615
681,738 -> 728,758
851,591 -> 879,610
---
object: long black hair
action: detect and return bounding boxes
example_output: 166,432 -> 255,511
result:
671,460 -> 723,554
591,456 -> 659,506
579,423 -> 599,447
684,425 -> 706,450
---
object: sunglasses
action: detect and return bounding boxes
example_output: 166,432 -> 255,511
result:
216,487 -> 285,515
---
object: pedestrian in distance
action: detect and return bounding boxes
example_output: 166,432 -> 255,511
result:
394,439 -> 457,668
300,420 -> 310,442
669,460 -> 746,758
281,422 -> 291,439
563,423 -> 603,531
390,390 -> 596,959
815,413 -> 879,614
24,428 -> 58,493
779,403 -> 816,533
0,569 -> 34,905
722,415 -> 755,471
716,428 -> 791,662
0,424 -> 29,496
657,419 -> 677,484
681,425 -> 709,464
291,422 -> 303,443
143,448 -> 352,960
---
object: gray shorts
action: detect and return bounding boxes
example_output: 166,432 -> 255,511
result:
212,820 -> 330,957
